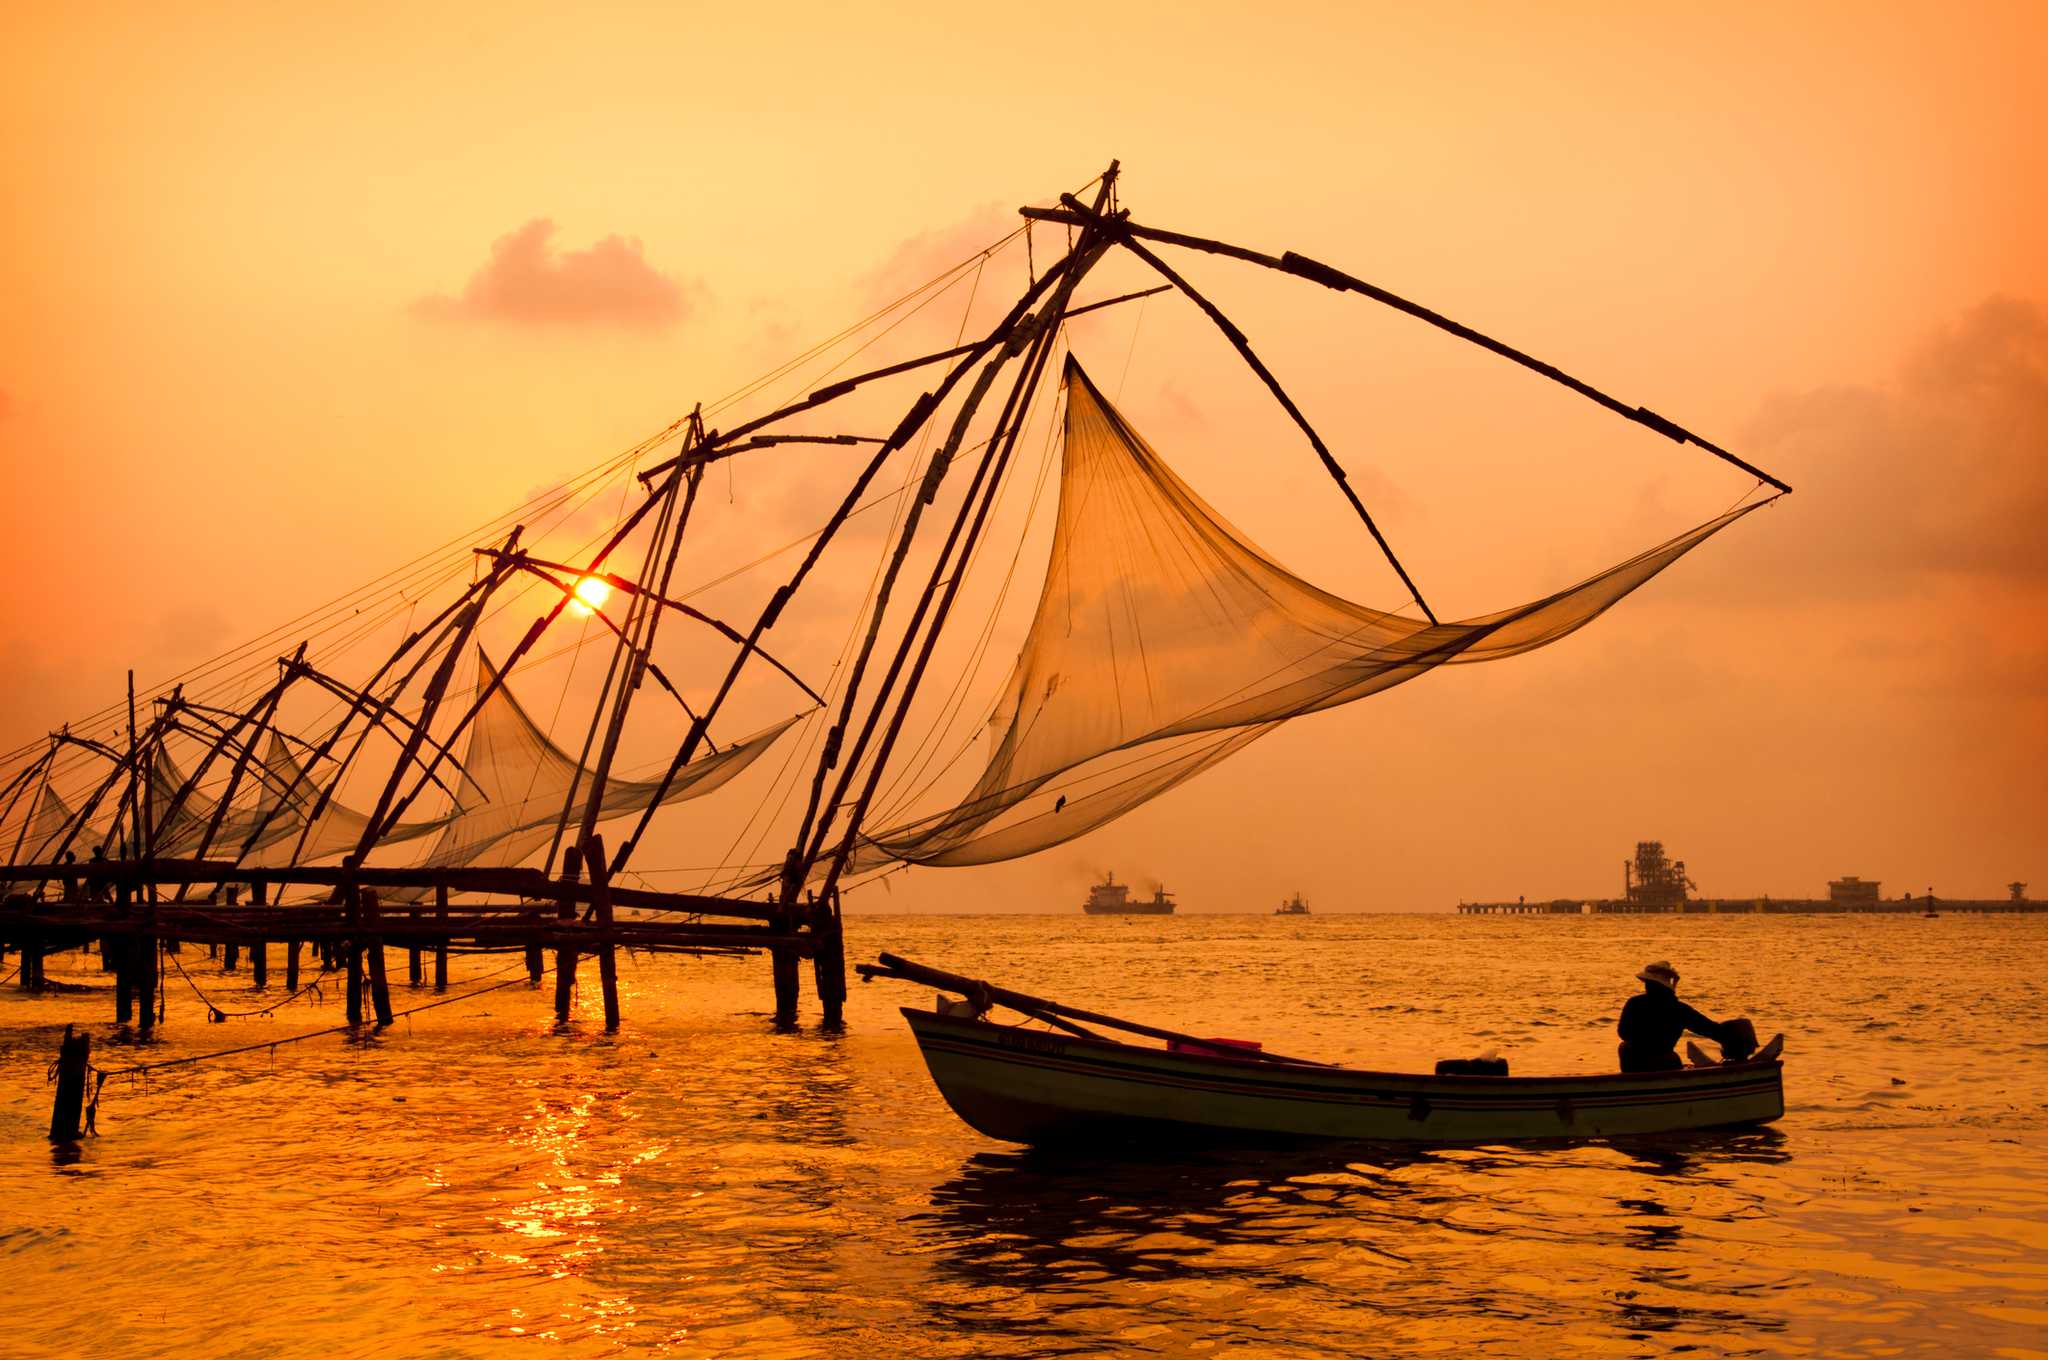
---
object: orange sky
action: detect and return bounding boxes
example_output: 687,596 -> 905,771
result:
2,2 -> 2043,909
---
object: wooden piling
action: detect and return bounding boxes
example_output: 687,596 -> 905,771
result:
345,891 -> 363,1026
771,923 -> 801,1027
553,847 -> 582,1023
135,930 -> 156,1035
48,1026 -> 90,1142
223,942 -> 239,972
115,942 -> 134,1023
434,886 -> 450,993
812,891 -> 847,1029
408,945 -> 422,987
251,938 -> 267,990
16,930 -> 37,992
285,939 -> 301,992
586,835 -> 621,1032
113,880 -> 133,1021
363,890 -> 394,1027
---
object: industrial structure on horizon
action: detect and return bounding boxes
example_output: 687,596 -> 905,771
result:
1458,842 -> 2038,915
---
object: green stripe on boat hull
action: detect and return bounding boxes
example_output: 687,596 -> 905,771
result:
903,1009 -> 1785,1145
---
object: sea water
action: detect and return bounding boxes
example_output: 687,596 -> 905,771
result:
2,913 -> 2043,1358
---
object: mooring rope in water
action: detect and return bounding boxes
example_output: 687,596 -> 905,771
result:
80,957 -> 535,1095
167,948 -> 330,1021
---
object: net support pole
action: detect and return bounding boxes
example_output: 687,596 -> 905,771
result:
608,241 -> 1095,881
815,243 -> 1095,898
584,832 -> 621,1033
810,888 -> 846,1029
1059,198 -> 1439,623
48,1027 -> 90,1142
1022,202 -> 1792,496
801,164 -> 1124,899
552,845 -> 582,1024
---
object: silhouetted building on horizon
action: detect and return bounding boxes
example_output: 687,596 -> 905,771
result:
1624,841 -> 1693,910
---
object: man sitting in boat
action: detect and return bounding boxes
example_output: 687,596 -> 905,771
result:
1616,961 -> 1755,1072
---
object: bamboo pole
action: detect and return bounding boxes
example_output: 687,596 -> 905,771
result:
863,953 -> 1333,1067
434,883 -> 450,993
363,890 -> 394,1027
552,846 -> 581,1023
608,237 -> 1095,879
811,889 -> 846,1029
1096,224 -> 1439,623
815,257 -> 1090,895
585,833 -> 621,1032
135,906 -> 156,1035
345,890 -> 363,1027
48,1026 -> 89,1142
559,419 -> 703,874
351,530 -> 523,860
785,196 -> 1114,900
810,170 -> 1122,898
1019,202 -> 1793,495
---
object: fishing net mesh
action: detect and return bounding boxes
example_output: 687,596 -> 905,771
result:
384,653 -> 797,888
848,358 -> 1762,873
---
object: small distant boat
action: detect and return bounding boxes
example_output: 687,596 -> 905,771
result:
1274,892 -> 1309,916
1082,872 -> 1176,915
863,955 -> 1786,1146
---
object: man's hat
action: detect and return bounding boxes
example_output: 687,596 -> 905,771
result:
1637,960 -> 1680,987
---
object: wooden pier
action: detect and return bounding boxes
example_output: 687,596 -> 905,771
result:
0,850 -> 846,1033
1457,895 -> 2042,916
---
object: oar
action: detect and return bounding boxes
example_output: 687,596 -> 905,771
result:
859,952 -> 1335,1068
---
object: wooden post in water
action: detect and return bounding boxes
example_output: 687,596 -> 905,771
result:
363,889 -> 394,1027
771,914 -> 801,1026
345,890 -> 363,1027
585,834 -> 621,1032
408,943 -> 422,987
812,888 -> 847,1029
251,937 -> 268,990
113,879 -> 134,1023
16,929 -> 37,992
135,912 -> 157,1035
48,1026 -> 90,1142
285,939 -> 300,992
434,883 -> 450,993
223,941 -> 239,972
553,847 -> 582,1023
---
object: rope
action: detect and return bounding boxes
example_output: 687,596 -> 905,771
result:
168,948 -> 331,1021
91,957 -> 533,1081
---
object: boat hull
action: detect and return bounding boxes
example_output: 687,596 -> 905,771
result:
902,1008 -> 1784,1145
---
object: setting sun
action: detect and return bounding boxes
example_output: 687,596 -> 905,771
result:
568,575 -> 610,616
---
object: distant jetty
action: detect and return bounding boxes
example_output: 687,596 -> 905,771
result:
1458,842 -> 2038,915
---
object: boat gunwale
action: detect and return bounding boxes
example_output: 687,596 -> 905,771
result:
901,1006 -> 1785,1091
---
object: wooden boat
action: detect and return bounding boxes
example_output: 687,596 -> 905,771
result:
866,955 -> 1784,1146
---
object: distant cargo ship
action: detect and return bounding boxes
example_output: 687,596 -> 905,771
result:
1083,872 -> 1176,915
1275,892 -> 1309,915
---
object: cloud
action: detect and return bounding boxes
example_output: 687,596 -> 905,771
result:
1725,296 -> 2048,600
862,203 -> 1016,310
415,219 -> 694,329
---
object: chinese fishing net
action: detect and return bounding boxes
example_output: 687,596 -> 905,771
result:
844,357 -> 1766,874
383,652 -> 799,884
